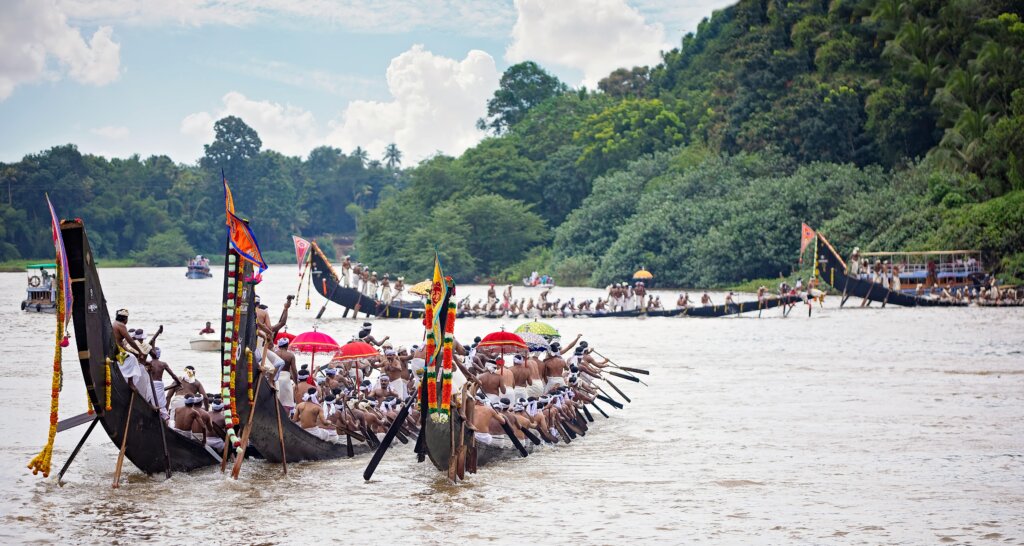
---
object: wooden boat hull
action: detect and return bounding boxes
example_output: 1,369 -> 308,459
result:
64,221 -> 219,474
309,242 -> 425,319
186,269 -> 212,279
816,233 -> 967,307
189,337 -> 220,351
647,294 -> 801,317
424,412 -> 528,473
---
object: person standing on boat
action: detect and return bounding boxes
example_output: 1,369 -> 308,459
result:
701,292 -> 712,306
634,282 -> 647,311
393,277 -> 405,301
891,265 -> 902,292
147,346 -> 179,422
112,310 -> 162,407
848,248 -> 861,277
341,256 -> 352,288
379,275 -> 393,305
486,283 -> 498,307
503,283 -> 513,311
273,337 -> 298,382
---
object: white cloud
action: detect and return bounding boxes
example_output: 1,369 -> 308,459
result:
0,0 -> 121,100
90,125 -> 130,138
326,45 -> 498,162
505,0 -> 670,88
181,46 -> 498,164
180,91 -> 320,157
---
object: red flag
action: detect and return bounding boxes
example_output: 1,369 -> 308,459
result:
292,235 -> 310,272
799,223 -> 816,262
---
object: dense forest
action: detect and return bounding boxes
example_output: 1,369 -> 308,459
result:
2,0 -> 1022,287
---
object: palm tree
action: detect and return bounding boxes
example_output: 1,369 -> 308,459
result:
352,146 -> 369,167
383,143 -> 402,170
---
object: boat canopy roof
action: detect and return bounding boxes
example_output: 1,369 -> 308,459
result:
26,263 -> 56,269
859,250 -> 980,257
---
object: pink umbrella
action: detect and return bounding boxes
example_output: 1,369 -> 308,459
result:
290,329 -> 340,368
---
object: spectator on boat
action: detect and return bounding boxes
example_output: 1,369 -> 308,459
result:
198,321 -> 215,335
891,265 -> 902,292
379,275 -> 392,304
393,277 -> 405,301
926,260 -> 938,286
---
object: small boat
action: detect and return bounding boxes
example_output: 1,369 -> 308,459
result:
186,256 -> 212,279
309,241 -> 426,319
21,263 -> 58,313
188,334 -> 220,351
856,250 -> 987,296
64,220 -> 220,474
815,231 -> 966,307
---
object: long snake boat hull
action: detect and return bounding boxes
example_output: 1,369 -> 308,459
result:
816,233 -> 966,307
309,242 -> 425,319
64,220 -> 219,474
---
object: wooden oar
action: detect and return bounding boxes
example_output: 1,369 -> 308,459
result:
273,385 -> 288,474
616,365 -> 649,375
145,369 -> 172,479
363,396 -> 416,481
595,393 -> 623,409
56,411 -> 96,433
499,416 -> 529,457
589,400 -> 609,418
606,370 -> 641,383
112,390 -> 136,488
580,404 -> 594,422
602,377 -> 631,403
316,280 -> 341,319
230,373 -> 264,479
57,416 -> 99,486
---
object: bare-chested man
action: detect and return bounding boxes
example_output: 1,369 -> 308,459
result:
292,387 -> 331,440
477,358 -> 515,405
701,292 -> 712,306
469,396 -> 508,445
542,348 -> 569,393
273,337 -> 298,381
147,346 -> 179,422
359,322 -> 389,347
510,354 -> 532,402
167,365 -> 208,426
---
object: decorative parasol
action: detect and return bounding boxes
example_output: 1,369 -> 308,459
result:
408,279 -> 432,296
517,332 -> 550,352
274,331 -> 296,345
633,267 -> 654,280
335,340 -> 380,361
290,329 -> 340,367
514,319 -> 560,340
477,329 -> 528,356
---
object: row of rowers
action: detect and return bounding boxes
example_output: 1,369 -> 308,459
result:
260,327 -> 609,447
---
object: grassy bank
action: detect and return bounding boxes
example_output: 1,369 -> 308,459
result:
0,258 -> 140,272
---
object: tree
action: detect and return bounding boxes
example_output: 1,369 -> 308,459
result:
383,143 -> 402,170
477,62 -> 569,135
199,116 -> 262,181
130,227 -> 195,266
598,66 -> 651,98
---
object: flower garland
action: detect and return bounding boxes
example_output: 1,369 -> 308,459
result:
27,259 -> 66,478
246,348 -> 253,401
439,299 -> 456,417
104,358 -> 113,411
221,253 -> 242,456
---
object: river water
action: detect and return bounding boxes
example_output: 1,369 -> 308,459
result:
1,266 -> 1022,544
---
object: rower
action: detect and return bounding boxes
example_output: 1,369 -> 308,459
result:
341,256 -> 352,288
167,365 -> 209,426
359,322 -> 389,347
146,346 -> 179,422
701,292 -> 712,306
380,275 -> 393,304
292,387 -> 331,440
542,347 -> 568,393
510,354 -> 531,401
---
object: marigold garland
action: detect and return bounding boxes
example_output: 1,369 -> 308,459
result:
246,348 -> 253,401
27,259 -> 66,478
104,358 -> 112,411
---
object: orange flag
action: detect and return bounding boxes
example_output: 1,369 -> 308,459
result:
223,173 -> 268,271
799,223 -> 816,262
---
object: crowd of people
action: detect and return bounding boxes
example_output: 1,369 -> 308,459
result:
337,255 -> 406,305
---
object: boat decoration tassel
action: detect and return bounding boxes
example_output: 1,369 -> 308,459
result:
104,358 -> 112,411
27,256 -> 67,478
221,251 -> 243,456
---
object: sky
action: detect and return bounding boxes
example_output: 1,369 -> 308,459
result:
0,0 -> 736,166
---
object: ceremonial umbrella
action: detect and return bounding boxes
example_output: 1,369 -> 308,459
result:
274,331 -> 296,345
290,329 -> 341,368
477,329 -> 528,357
517,332 -> 550,352
335,340 -> 380,361
408,279 -> 432,296
514,319 -> 560,340
632,267 -> 654,280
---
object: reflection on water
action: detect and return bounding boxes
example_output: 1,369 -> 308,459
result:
2,267 -> 1023,544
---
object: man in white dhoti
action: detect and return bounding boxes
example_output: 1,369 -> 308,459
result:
341,256 -> 352,288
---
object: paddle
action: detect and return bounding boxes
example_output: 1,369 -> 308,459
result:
112,390 -> 136,489
606,370 -> 641,383
602,377 -> 631,403
615,365 -> 650,376
57,416 -> 99,486
56,411 -> 96,433
580,404 -> 594,422
589,400 -> 609,418
316,281 -> 341,319
498,416 -> 529,457
230,374 -> 264,479
145,366 -> 172,479
363,396 -> 416,481
273,384 -> 288,474
595,393 -> 623,409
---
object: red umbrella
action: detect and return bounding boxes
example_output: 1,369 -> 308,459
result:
274,331 -> 296,345
335,340 -> 380,361
290,329 -> 340,368
477,329 -> 527,356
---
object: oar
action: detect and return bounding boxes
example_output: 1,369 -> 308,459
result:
230,372 -> 264,479
273,384 -> 288,474
112,390 -> 136,488
57,416 -> 99,486
592,350 -> 649,375
145,369 -> 172,479
363,396 -> 416,481
595,393 -> 623,409
498,416 -> 529,457
589,400 -> 609,418
607,370 -> 641,383
316,280 -> 341,319
56,411 -> 96,433
580,404 -> 594,422
602,377 -> 631,403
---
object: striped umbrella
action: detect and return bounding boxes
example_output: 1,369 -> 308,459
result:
514,319 -> 560,340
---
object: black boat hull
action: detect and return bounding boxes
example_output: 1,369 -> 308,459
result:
816,233 -> 966,307
309,242 -> 425,319
64,221 -> 218,475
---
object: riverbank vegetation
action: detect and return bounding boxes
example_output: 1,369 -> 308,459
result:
2,0 -> 1021,286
